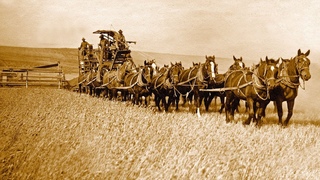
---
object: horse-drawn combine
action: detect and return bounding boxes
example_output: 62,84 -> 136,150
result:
77,29 -> 136,95
75,30 -> 312,126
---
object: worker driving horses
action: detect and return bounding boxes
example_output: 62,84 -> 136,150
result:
115,29 -> 127,50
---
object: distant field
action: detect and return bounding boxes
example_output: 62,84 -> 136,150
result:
0,46 -> 237,78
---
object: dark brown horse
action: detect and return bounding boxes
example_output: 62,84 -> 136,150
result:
85,70 -> 102,97
123,62 -> 153,105
176,55 -> 218,116
268,49 -> 312,126
224,57 -> 279,125
204,56 -> 247,113
151,62 -> 183,112
101,59 -> 136,100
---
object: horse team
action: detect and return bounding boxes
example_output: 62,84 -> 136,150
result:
80,49 -> 312,126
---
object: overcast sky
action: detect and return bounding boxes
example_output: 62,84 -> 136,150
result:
0,0 -> 319,61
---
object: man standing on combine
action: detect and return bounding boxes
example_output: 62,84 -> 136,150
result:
96,35 -> 108,82
99,35 -> 108,61
78,37 -> 89,59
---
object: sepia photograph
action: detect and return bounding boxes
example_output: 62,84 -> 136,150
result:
1,0 -> 319,179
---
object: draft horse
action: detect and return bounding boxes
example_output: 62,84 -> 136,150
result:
123,62 -> 153,105
176,55 -> 218,116
151,62 -> 183,112
224,57 -> 279,125
269,49 -> 311,126
204,55 -> 246,113
101,59 -> 136,100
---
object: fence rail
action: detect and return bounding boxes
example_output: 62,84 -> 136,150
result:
0,62 -> 65,88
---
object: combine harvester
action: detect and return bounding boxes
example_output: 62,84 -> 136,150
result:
77,29 -> 136,95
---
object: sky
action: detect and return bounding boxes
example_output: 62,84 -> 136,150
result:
0,0 -> 319,61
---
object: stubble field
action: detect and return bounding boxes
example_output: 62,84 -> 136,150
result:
1,88 -> 320,179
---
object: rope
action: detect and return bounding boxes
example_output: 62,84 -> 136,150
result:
86,77 -> 96,85
100,76 -> 116,87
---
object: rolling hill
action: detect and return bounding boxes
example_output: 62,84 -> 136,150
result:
0,46 -> 244,78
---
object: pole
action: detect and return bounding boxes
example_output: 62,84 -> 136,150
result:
26,70 -> 28,88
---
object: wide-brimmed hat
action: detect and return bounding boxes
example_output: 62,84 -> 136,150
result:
82,37 -> 85,40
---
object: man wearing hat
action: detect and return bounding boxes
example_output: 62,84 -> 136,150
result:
117,29 -> 127,50
79,37 -> 89,51
97,35 -> 109,82
99,35 -> 108,61
78,37 -> 90,61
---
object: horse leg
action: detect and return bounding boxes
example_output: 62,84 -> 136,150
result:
145,94 -> 150,107
187,93 -> 193,111
219,95 -> 225,114
161,96 -> 167,112
132,93 -> 136,104
89,86 -> 93,96
253,101 -> 258,122
225,92 -> 234,123
155,94 -> 162,111
108,89 -> 112,100
284,100 -> 295,126
275,100 -> 283,125
204,92 -> 214,112
134,93 -> 140,105
175,94 -> 180,111
181,95 -> 187,107
273,101 -> 277,113
193,90 -> 201,116
244,98 -> 254,125
113,89 -> 118,101
256,101 -> 268,126
165,95 -> 172,112
79,84 -> 82,94
199,92 -> 205,112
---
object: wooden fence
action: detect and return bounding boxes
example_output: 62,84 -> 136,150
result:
0,62 -> 65,88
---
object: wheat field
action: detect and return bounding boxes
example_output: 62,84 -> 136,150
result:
1,88 -> 320,179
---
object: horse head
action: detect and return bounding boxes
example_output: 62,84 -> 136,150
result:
117,59 -> 137,82
295,49 -> 311,81
159,64 -> 169,74
204,55 -> 218,81
168,62 -> 183,85
255,56 -> 279,90
192,62 -> 200,68
139,63 -> 153,86
229,56 -> 245,70
144,59 -> 158,76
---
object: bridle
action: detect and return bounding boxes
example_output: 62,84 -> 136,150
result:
279,56 -> 310,89
138,66 -> 152,87
200,61 -> 217,82
168,64 -> 181,84
252,62 -> 277,100
295,55 -> 310,80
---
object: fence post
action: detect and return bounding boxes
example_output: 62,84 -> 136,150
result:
26,70 -> 28,88
58,61 -> 62,89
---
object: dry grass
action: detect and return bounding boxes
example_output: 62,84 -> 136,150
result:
1,88 -> 320,179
